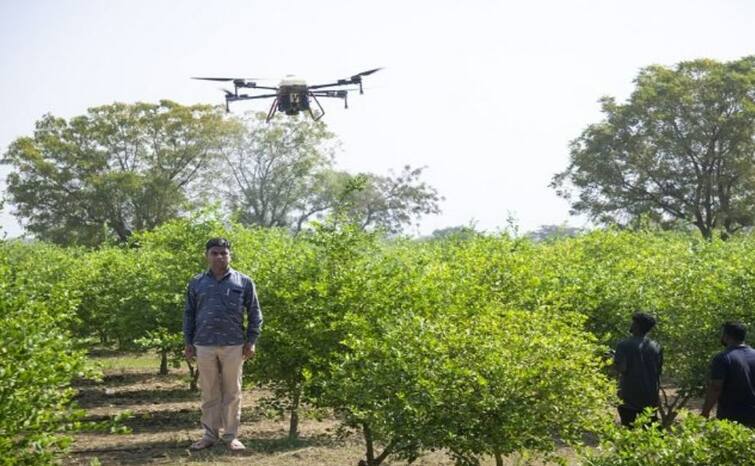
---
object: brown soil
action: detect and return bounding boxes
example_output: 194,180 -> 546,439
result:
63,367 -> 575,466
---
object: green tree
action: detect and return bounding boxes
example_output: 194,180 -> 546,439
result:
523,230 -> 755,427
311,232 -> 612,465
325,306 -> 613,466
525,224 -> 584,242
224,113 -> 337,230
335,166 -> 442,233
0,241 -> 94,464
225,113 -> 442,234
240,220 -> 378,440
2,101 -> 237,246
552,56 -> 755,240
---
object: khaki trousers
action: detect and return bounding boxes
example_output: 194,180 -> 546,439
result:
195,345 -> 244,441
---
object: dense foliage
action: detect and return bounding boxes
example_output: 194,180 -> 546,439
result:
1,105 -> 441,246
583,411 -> 755,466
0,242 -> 92,464
552,55 -> 755,239
1,223 -> 754,463
1,101 -> 237,246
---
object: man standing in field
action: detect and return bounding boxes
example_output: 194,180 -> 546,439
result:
184,238 -> 263,451
613,312 -> 663,426
702,322 -> 755,427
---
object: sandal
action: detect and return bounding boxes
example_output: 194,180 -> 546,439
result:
227,438 -> 246,451
189,437 -> 216,450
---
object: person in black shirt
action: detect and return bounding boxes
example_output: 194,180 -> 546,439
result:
613,312 -> 663,426
702,322 -> 755,427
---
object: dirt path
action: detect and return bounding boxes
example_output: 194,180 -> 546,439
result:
63,365 -> 459,466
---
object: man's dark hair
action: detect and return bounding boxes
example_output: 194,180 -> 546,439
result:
722,321 -> 746,342
632,312 -> 657,335
205,237 -> 231,252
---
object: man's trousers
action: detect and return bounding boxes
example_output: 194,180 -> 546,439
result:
195,345 -> 244,441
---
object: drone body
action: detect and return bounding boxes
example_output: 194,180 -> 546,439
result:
192,68 -> 381,122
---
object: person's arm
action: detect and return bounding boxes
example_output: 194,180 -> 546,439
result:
613,342 -> 627,375
702,354 -> 727,418
243,278 -> 262,358
701,380 -> 723,418
183,281 -> 197,359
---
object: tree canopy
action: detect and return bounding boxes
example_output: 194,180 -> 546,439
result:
2,106 -> 442,245
552,56 -> 755,239
223,113 -> 441,234
2,101 -> 236,245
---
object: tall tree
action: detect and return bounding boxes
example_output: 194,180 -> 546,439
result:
225,113 -> 442,233
552,56 -> 755,239
223,113 -> 337,229
335,166 -> 442,233
2,101 -> 237,246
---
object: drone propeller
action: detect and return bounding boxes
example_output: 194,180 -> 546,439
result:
351,67 -> 383,79
308,67 -> 383,93
350,67 -> 383,94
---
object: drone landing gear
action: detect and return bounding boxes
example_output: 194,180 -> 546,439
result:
307,93 -> 325,121
266,98 -> 278,123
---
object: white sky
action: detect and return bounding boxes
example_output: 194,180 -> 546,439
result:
1,0 -> 753,238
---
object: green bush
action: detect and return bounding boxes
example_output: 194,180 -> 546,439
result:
323,307 -> 614,466
0,242 -> 93,465
583,411 -> 755,466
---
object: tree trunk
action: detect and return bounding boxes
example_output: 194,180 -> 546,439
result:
159,350 -> 169,375
659,386 -> 691,429
288,389 -> 301,441
494,451 -> 504,466
363,423 -> 376,466
359,424 -> 395,466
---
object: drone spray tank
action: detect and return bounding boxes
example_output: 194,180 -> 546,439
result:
277,75 -> 310,115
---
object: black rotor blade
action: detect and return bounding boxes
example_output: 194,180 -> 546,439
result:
192,77 -> 236,82
351,67 -> 383,78
309,67 -> 383,90
191,77 -> 262,82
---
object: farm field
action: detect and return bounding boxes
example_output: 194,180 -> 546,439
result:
4,224 -> 755,465
64,353 -> 572,466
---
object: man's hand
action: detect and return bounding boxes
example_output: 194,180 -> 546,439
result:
243,342 -> 256,360
701,379 -> 723,419
184,344 -> 195,361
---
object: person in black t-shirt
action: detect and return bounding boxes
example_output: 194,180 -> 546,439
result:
702,322 -> 755,427
613,312 -> 663,426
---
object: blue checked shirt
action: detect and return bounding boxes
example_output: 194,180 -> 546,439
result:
183,268 -> 262,346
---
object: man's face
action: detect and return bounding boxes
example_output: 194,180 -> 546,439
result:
206,246 -> 231,270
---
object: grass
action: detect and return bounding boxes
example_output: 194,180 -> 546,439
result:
90,352 -> 161,371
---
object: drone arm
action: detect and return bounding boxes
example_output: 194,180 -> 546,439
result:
310,90 -> 348,109
225,93 -> 280,114
237,84 -> 279,91
308,80 -> 351,90
227,93 -> 279,101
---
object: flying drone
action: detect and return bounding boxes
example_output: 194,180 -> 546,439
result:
192,68 -> 382,122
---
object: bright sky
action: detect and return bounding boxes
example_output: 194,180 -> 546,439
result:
1,0 -> 753,238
